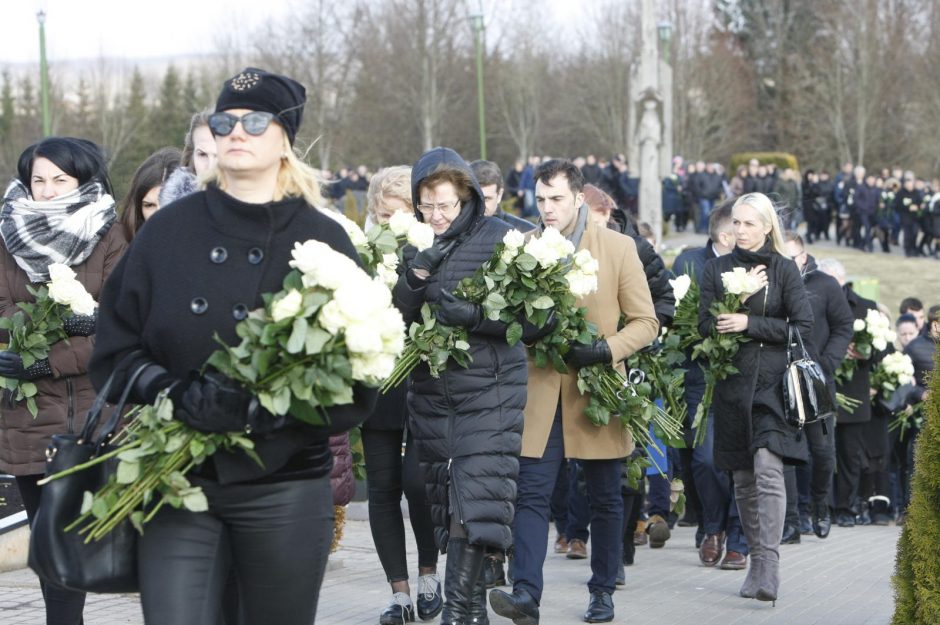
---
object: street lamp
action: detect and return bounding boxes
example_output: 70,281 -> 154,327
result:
657,20 -> 673,65
37,10 -> 51,137
469,10 -> 487,160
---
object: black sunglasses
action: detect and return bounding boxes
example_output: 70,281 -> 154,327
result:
208,111 -> 277,137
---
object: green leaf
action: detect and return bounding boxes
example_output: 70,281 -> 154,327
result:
515,253 -> 538,272
287,318 -> 307,354
116,460 -> 140,484
181,489 -> 209,512
305,327 -> 331,355
531,295 -> 554,310
80,491 -> 94,515
288,397 -> 327,425
272,386 -> 291,415
506,321 -> 523,346
91,497 -> 110,519
485,292 -> 507,311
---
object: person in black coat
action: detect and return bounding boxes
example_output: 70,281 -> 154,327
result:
894,177 -> 923,257
699,193 -> 813,605
673,201 -> 751,570
391,147 -> 528,625
815,259 -> 882,528
90,68 -> 376,625
781,235 -> 855,542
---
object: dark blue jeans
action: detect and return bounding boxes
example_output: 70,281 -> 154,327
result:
689,390 -> 747,553
511,409 -> 624,602
549,459 -> 570,538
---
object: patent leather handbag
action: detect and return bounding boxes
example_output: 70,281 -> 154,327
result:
28,355 -> 149,593
782,324 -> 835,429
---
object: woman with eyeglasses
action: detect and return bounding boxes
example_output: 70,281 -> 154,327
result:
391,147 -> 538,624
0,136 -> 128,625
90,68 -> 376,625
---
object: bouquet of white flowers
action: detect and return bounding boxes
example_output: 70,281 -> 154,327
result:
0,263 -> 97,416
835,309 -> 895,384
688,267 -> 763,446
870,351 -> 915,400
42,240 -> 404,541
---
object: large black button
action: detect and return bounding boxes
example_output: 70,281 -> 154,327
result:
190,297 -> 208,315
210,247 -> 228,263
232,304 -> 249,321
248,248 -> 264,264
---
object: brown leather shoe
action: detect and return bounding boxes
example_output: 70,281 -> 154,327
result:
646,515 -> 671,548
698,533 -> 724,566
567,538 -> 588,559
720,550 -> 747,570
554,535 -> 569,554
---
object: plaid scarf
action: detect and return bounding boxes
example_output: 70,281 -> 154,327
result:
0,179 -> 117,282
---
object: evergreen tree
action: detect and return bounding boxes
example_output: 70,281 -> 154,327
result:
150,65 -> 189,150
893,353 -> 940,624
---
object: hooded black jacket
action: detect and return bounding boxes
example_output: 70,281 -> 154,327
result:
391,147 -> 526,551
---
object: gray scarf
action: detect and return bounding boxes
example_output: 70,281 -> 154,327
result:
542,203 -> 589,248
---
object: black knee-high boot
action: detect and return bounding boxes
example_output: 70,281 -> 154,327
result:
468,568 -> 490,625
441,538 -> 486,625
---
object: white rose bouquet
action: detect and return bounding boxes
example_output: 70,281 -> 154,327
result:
835,308 -> 895,384
0,263 -> 97,416
43,241 -> 405,541
687,267 -> 763,446
870,351 -> 915,400
382,227 -> 598,389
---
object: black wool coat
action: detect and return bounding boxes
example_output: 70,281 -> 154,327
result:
835,288 -> 879,424
91,185 -> 377,484
392,148 -> 526,552
699,244 -> 813,471
801,257 -> 855,380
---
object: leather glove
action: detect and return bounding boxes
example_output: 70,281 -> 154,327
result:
62,313 -> 97,337
0,351 -> 52,380
176,372 -> 286,434
566,339 -> 612,369
521,310 -> 558,344
411,238 -> 454,276
435,290 -> 482,329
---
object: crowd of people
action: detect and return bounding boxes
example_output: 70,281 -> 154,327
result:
0,65 -> 935,625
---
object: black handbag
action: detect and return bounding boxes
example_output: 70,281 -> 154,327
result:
782,324 -> 835,429
27,356 -> 149,593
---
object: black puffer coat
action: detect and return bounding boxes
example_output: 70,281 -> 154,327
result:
392,148 -> 526,552
699,242 -> 813,471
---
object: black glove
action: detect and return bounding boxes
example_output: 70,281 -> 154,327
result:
521,310 -> 558,344
0,351 -> 52,380
435,290 -> 482,329
62,313 -> 97,337
566,339 -> 612,369
411,238 -> 454,276
176,372 -> 285,434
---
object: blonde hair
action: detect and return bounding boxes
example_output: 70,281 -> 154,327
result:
201,133 -> 325,208
367,166 -> 412,217
732,192 -> 787,256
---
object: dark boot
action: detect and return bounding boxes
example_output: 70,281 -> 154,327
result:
733,468 -> 761,599
468,570 -> 489,624
441,539 -> 486,625
754,449 -> 785,604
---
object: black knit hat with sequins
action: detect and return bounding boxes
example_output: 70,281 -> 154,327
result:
215,67 -> 307,144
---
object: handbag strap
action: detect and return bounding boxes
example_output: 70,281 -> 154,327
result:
787,323 -> 811,362
91,362 -> 152,449
79,349 -> 147,443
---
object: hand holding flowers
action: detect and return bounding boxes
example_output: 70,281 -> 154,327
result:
835,309 -> 895,384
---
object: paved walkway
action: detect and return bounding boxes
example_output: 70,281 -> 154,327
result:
0,504 -> 900,625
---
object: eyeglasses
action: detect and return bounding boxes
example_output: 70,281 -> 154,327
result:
208,111 -> 277,137
416,199 -> 461,218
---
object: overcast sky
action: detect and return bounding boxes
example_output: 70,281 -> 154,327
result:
3,0 -> 584,65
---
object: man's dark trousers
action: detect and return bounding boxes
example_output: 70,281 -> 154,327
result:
510,407 -> 623,603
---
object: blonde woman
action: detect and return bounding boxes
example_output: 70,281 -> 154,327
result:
91,68 -> 376,625
697,193 -> 813,605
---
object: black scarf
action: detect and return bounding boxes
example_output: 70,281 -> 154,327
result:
1,179 -> 117,282
732,238 -> 776,267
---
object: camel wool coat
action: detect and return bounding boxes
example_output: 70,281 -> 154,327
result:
521,219 -> 659,460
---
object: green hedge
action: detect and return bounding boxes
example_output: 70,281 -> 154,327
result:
893,352 -> 940,624
729,152 -> 800,174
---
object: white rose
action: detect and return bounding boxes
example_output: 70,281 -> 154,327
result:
345,322 -> 384,354
853,319 -> 866,332
500,248 -> 518,264
333,276 -> 392,325
292,241 -> 362,291
566,271 -> 598,298
318,300 -> 348,335
351,353 -> 397,383
48,263 -> 76,283
872,337 -> 887,352
523,237 -> 559,268
539,227 -> 575,261
271,289 -> 303,323
886,329 -> 897,343
376,262 -> 398,288
69,291 -> 97,316
898,373 -> 912,386
339,215 -> 368,247
407,222 -> 435,251
376,307 -> 406,354
669,274 -> 691,302
388,211 -> 417,237
47,278 -> 88,309
572,249 -> 599,274
502,229 -> 526,250
720,267 -> 752,295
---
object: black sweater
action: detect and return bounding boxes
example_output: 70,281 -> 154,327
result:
91,184 -> 377,484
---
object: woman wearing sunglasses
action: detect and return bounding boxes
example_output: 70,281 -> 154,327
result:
91,68 -> 376,625
0,136 -> 128,625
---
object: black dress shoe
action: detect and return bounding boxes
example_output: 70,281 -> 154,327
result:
835,513 -> 856,528
780,524 -> 801,544
813,514 -> 831,539
583,591 -> 614,623
489,588 -> 539,625
483,556 -> 506,588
